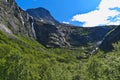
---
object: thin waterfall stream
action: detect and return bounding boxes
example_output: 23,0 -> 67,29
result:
31,22 -> 37,39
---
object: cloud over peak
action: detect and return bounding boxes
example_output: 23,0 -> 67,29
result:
72,0 -> 120,27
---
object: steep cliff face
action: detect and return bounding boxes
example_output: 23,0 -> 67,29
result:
34,21 -> 70,48
100,26 -> 120,51
0,0 -> 35,38
33,19 -> 114,48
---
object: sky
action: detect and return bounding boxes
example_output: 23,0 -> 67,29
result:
16,0 -> 120,27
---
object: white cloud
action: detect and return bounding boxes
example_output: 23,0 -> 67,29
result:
62,21 -> 70,24
72,0 -> 120,27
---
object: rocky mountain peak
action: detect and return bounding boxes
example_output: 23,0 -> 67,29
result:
26,7 -> 59,25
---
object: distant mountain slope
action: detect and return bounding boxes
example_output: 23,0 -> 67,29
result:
27,7 -> 114,48
100,26 -> 120,51
26,7 -> 59,25
34,19 -> 114,48
26,7 -> 114,48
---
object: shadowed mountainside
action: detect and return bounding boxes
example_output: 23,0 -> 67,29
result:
100,26 -> 120,51
27,8 -> 114,48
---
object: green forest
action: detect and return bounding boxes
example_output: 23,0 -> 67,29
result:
0,30 -> 120,80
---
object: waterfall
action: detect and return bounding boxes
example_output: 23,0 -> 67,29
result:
31,22 -> 37,39
19,13 -> 24,26
17,6 -> 24,26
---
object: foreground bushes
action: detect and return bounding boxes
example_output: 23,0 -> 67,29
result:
0,31 -> 120,80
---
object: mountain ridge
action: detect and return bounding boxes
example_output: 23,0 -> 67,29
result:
0,0 -> 116,48
26,7 -> 114,48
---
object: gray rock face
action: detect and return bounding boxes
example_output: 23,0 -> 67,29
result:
34,21 -> 70,48
0,0 -> 35,38
100,26 -> 120,51
33,18 -> 114,48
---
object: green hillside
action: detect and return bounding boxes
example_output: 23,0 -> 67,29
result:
1,29 -> 120,80
0,0 -> 120,80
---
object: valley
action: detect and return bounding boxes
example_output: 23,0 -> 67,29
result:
0,0 -> 120,80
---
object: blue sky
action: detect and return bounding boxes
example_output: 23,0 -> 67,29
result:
16,0 -> 120,27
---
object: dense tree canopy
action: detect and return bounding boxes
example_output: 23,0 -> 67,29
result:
0,30 -> 120,80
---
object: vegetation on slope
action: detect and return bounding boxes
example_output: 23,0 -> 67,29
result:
0,30 -> 120,80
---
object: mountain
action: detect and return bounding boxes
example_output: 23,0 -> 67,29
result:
100,26 -> 120,51
1,0 -> 120,80
26,7 -> 59,25
34,20 -> 114,48
0,0 -> 114,48
26,7 -> 114,48
0,0 -> 35,39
